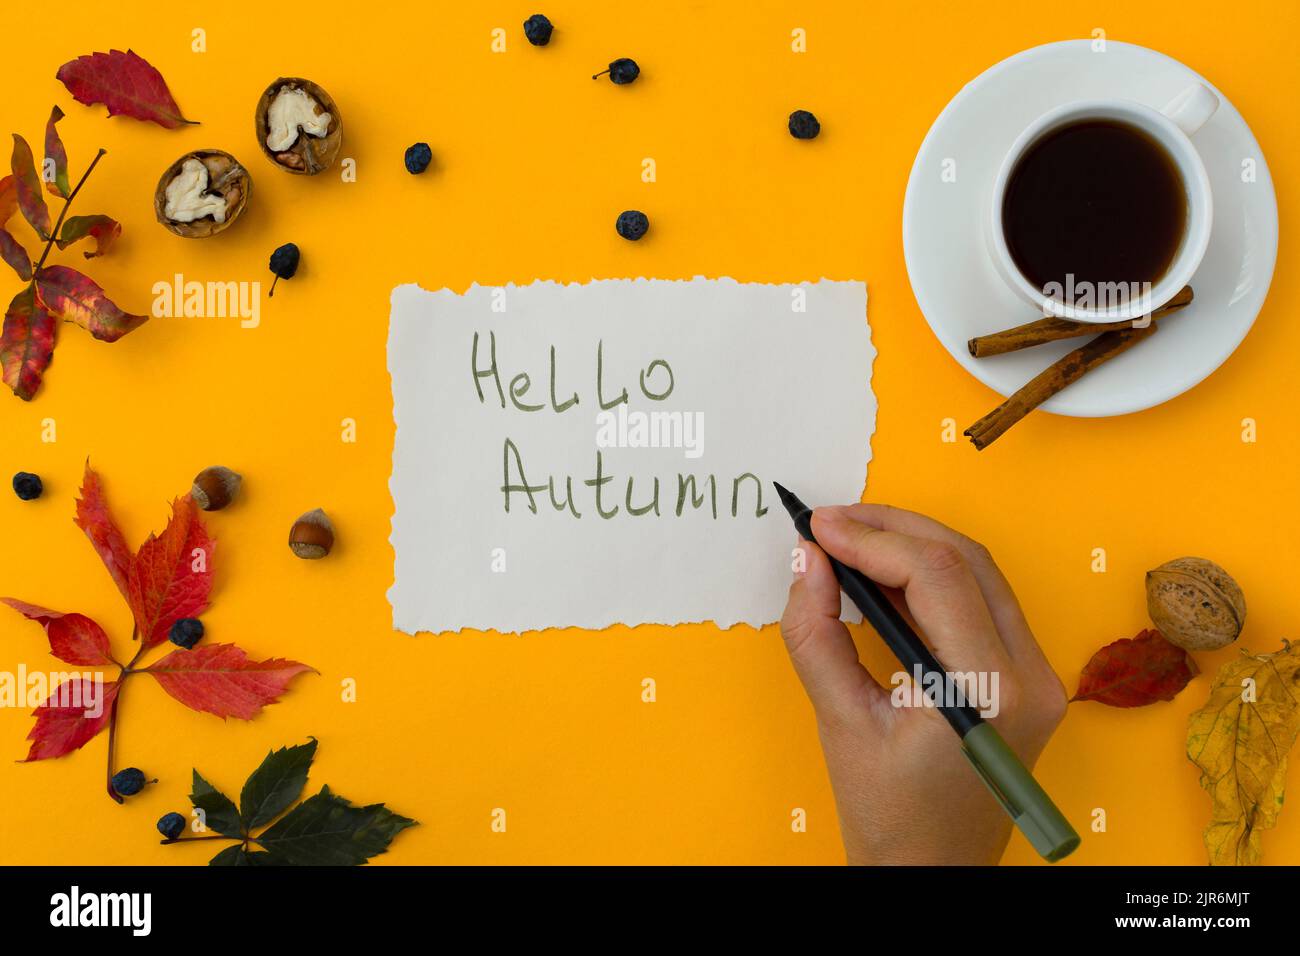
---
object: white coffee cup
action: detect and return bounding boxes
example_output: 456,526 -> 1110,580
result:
987,83 -> 1219,322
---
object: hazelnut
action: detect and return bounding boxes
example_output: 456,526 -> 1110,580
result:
255,78 -> 342,175
154,150 -> 252,238
191,466 -> 242,511
1146,556 -> 1246,651
289,508 -> 334,559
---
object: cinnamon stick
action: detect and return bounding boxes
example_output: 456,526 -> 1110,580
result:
967,285 -> 1193,357
964,322 -> 1160,451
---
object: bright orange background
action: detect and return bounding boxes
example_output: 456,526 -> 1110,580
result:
0,1 -> 1296,865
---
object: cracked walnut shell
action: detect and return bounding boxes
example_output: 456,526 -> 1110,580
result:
154,150 -> 252,238
255,78 -> 342,175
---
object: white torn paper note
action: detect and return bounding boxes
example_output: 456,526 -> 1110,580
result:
388,277 -> 874,634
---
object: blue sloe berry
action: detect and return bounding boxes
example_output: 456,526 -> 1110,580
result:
268,243 -> 300,297
157,812 -> 186,841
12,472 -> 42,501
111,768 -> 149,797
405,142 -> 433,175
615,210 -> 649,241
594,58 -> 639,84
788,110 -> 821,140
169,618 -> 205,649
523,14 -> 553,46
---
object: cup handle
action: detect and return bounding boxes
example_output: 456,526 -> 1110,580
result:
1161,83 -> 1219,136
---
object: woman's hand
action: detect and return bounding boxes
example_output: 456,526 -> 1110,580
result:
779,504 -> 1069,865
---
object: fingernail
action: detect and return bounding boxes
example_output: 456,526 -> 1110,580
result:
792,538 -> 807,577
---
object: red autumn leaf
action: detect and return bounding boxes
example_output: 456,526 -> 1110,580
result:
56,215 -> 120,258
1,599 -> 115,666
146,644 -> 312,720
0,286 -> 56,400
73,463 -> 134,602
0,174 -> 15,226
55,50 -> 196,130
24,678 -> 119,761
10,134 -> 50,239
44,106 -> 70,198
127,494 -> 214,647
0,227 -> 30,279
35,265 -> 147,342
1073,628 -> 1199,707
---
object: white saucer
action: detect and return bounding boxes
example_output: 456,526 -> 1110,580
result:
902,40 -> 1278,417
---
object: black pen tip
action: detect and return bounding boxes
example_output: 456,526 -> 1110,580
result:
772,481 -> 803,518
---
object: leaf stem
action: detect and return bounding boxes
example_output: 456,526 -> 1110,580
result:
161,834 -> 232,844
105,626 -> 148,803
32,148 -> 106,276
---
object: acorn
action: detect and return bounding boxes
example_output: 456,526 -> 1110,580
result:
191,466 -> 242,511
1146,557 -> 1246,651
255,78 -> 342,175
289,508 -> 334,559
154,150 -> 252,238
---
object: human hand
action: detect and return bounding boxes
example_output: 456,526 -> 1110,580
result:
779,504 -> 1069,865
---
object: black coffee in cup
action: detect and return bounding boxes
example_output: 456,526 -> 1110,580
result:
1001,119 -> 1187,293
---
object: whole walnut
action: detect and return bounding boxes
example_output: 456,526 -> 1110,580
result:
1146,557 -> 1245,651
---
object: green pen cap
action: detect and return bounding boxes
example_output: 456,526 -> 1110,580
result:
960,722 -> 1081,863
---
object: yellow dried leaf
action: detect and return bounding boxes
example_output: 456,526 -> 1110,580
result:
1186,641 -> 1300,865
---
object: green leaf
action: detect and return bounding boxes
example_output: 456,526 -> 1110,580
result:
190,770 -> 243,838
44,107 -> 70,199
255,785 -> 417,865
239,737 -> 317,831
208,844 -> 251,866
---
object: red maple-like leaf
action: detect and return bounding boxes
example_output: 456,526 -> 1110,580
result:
25,678 -> 119,761
0,286 -> 56,401
55,50 -> 195,129
146,644 -> 313,720
127,494 -> 214,647
74,464 -> 134,602
1,599 -> 115,666
1073,628 -> 1199,708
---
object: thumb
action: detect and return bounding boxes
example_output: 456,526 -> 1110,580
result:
780,537 -> 888,728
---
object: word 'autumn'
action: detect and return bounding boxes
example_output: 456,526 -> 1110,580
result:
471,331 -> 767,520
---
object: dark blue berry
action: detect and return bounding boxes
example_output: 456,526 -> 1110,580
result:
268,243 -> 300,297
405,143 -> 433,175
12,472 -> 42,501
523,14 -> 553,46
169,618 -> 205,649
615,210 -> 649,242
111,767 -> 149,797
788,110 -> 821,140
157,812 -> 186,841
594,58 -> 639,85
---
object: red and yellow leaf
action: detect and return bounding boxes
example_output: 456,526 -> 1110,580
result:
35,265 -> 147,342
0,227 -> 31,279
1,598 -> 115,666
0,175 -> 15,226
0,285 -> 56,401
1073,628 -> 1199,708
73,463 -> 134,602
10,135 -> 50,239
55,50 -> 196,129
147,644 -> 312,720
44,106 -> 70,198
56,215 -> 120,258
127,495 -> 214,647
24,678 -> 119,761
